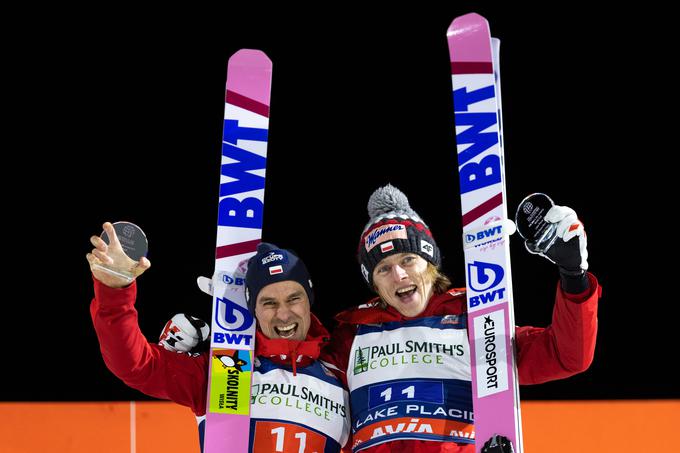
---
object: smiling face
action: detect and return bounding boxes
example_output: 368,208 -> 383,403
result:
372,253 -> 434,318
254,280 -> 311,341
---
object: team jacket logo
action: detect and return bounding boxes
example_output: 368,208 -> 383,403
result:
353,340 -> 465,375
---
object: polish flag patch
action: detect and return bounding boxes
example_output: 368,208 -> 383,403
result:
380,241 -> 394,253
269,265 -> 283,275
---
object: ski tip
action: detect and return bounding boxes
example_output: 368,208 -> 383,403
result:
226,48 -> 273,112
228,49 -> 272,68
447,12 -> 493,68
447,12 -> 489,37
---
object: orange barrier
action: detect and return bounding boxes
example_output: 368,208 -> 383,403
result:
0,402 -> 200,453
0,400 -> 677,452
522,400 -> 679,452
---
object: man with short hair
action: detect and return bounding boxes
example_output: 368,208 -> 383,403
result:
87,222 -> 350,452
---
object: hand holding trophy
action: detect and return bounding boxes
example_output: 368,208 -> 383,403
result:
86,221 -> 151,288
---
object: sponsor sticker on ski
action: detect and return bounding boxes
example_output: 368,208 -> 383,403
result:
473,310 -> 508,397
209,349 -> 253,415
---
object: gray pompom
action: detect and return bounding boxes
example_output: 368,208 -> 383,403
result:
367,184 -> 414,217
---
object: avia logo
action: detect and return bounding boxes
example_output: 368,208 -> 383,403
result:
449,429 -> 475,439
370,418 -> 433,438
467,261 -> 504,292
215,296 -> 254,332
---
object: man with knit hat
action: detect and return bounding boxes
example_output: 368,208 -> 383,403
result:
320,185 -> 600,453
87,225 -> 349,452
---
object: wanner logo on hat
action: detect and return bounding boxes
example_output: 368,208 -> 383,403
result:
269,265 -> 283,275
365,224 -> 407,251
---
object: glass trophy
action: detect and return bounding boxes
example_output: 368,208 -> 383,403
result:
92,221 -> 148,283
515,193 -> 557,254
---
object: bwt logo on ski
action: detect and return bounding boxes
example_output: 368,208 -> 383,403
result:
218,119 -> 268,229
467,261 -> 506,308
464,225 -> 501,246
222,273 -> 244,286
213,296 -> 254,345
453,84 -> 501,194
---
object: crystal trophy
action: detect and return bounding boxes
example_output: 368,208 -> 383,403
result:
515,193 -> 558,254
92,221 -> 148,283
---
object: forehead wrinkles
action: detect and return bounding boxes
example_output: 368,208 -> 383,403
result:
258,290 -> 305,304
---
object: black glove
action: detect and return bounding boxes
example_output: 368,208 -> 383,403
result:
482,434 -> 514,453
524,205 -> 588,273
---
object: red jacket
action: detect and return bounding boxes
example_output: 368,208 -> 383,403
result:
90,277 -> 331,417
320,274 -> 601,453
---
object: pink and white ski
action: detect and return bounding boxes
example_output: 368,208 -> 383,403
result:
203,48 -> 272,453
448,13 -> 523,452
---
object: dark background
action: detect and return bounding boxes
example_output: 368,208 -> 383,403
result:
5,5 -> 675,402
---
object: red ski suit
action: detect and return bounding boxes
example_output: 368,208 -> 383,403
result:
320,273 -> 600,453
90,277 -> 334,418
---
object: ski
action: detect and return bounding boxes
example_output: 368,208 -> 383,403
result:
203,49 -> 272,453
447,13 -> 523,452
